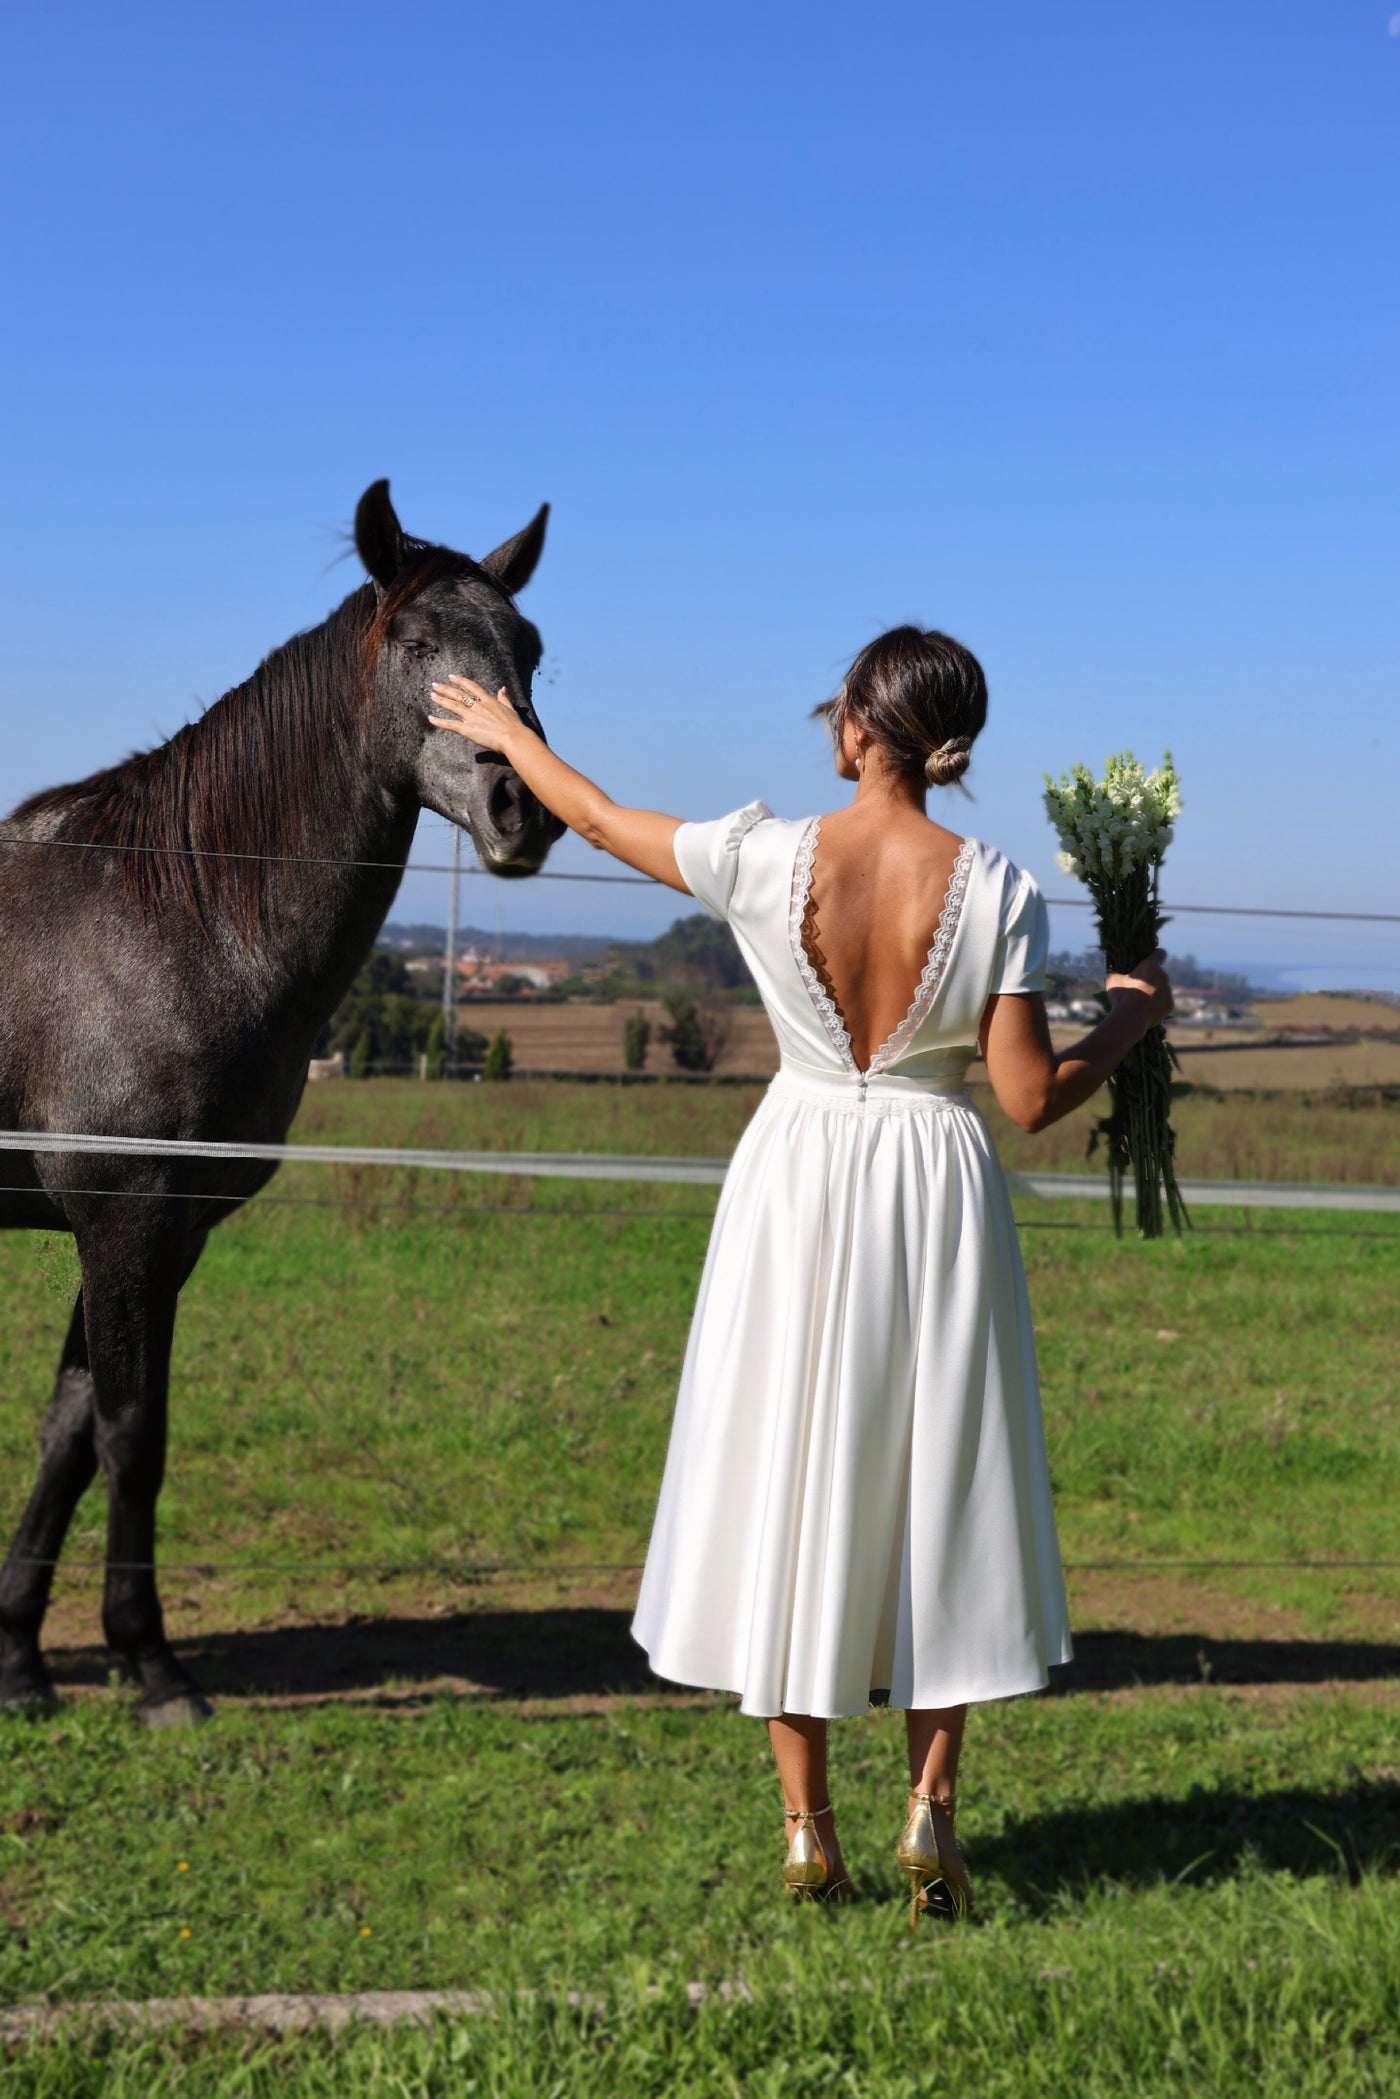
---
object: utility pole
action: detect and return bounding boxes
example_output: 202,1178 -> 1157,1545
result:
442,826 -> 461,1071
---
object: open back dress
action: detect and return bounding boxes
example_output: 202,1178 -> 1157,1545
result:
631,802 -> 1073,1719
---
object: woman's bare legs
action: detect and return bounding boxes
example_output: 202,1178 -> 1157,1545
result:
767,1715 -> 850,1889
904,1703 -> 973,1910
906,1703 -> 966,1799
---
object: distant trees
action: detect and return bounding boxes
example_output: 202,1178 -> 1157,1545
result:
660,993 -> 730,1073
423,1011 -> 447,1080
1044,950 -> 1108,1002
324,952 -> 486,1073
322,914 -> 774,1078
623,1012 -> 652,1071
549,913 -> 756,1003
482,1029 -> 515,1082
1160,954 -> 1262,1001
614,914 -> 752,991
1044,947 -> 1263,1004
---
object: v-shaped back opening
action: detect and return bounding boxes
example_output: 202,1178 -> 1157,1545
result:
788,821 -> 977,1076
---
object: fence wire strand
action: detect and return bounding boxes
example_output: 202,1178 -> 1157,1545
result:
10,1555 -> 1400,1579
2,830 -> 1398,922
3,828 -> 1394,1596
5,1182 -> 1397,1236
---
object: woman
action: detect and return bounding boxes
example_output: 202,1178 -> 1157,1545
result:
429,627 -> 1170,1924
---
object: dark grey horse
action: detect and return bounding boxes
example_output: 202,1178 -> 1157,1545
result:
0,482 -> 562,1722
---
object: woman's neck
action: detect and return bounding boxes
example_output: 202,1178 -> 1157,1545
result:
847,754 -> 929,820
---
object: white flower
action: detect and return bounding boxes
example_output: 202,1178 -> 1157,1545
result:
1043,749 -> 1180,891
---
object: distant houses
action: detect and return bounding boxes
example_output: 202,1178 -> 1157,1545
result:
1044,991 -> 1249,1027
404,950 -> 568,996
1044,998 -> 1103,1025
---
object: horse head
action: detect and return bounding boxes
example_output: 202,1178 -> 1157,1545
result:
354,480 -> 565,878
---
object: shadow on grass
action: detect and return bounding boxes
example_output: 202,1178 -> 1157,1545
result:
39,1611 -> 1400,1707
1053,1628 -> 1400,1695
971,1776 -> 1400,1908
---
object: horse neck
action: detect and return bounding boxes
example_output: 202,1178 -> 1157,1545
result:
255,746 -> 419,1006
209,598 -> 421,1014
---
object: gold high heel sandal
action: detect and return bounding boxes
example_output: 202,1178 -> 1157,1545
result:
781,1803 -> 851,1903
895,1791 -> 971,1927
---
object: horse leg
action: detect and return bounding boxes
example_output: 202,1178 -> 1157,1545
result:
85,1225 -> 212,1726
0,1294 -> 99,1707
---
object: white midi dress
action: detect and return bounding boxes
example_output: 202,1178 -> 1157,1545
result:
631,803 -> 1073,1719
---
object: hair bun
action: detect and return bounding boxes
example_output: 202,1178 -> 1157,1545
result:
925,735 -> 972,787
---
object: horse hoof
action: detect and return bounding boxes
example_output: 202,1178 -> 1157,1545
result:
0,1683 -> 60,1717
138,1690 -> 214,1729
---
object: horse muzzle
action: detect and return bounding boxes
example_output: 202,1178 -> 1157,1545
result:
473,773 -> 565,878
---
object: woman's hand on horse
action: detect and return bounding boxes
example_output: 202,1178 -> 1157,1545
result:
428,676 -> 529,752
427,674 -> 689,895
1105,950 -> 1173,1029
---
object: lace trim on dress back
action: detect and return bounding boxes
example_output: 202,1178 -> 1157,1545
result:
789,818 -> 856,1071
788,822 -> 977,1077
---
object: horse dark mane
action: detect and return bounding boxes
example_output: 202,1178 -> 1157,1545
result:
11,547 -> 488,943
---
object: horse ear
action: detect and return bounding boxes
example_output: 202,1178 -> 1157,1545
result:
354,480 -> 407,588
480,504 -> 549,594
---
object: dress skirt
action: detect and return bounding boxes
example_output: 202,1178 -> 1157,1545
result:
631,1064 -> 1073,1718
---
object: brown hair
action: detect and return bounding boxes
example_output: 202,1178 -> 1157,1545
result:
820,625 -> 988,788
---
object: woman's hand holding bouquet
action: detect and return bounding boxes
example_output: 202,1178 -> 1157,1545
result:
1043,753 -> 1187,1238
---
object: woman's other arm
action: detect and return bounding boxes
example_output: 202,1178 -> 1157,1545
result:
979,954 -> 1174,1133
427,677 -> 689,893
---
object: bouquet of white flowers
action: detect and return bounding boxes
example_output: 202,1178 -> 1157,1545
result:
1043,751 -> 1188,1238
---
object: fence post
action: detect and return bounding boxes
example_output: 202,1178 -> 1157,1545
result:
443,826 -> 461,1073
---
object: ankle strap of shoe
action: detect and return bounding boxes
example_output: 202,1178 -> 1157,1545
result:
911,1791 -> 957,1817
784,1802 -> 833,1821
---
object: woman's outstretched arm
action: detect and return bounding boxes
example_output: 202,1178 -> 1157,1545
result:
428,676 -> 690,892
980,956 -> 1174,1133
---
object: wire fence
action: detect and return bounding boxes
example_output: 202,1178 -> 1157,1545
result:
4,1127 -> 1398,1206
4,1143 -> 1397,1585
3,825 -> 1396,1602
13,1554 -> 1400,1579
4,1127 -> 1399,1244
6,1183 -> 1399,1236
4,824 -> 1400,926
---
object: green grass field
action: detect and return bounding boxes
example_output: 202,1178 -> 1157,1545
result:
2,1083 -> 1398,2093
285,1070 -> 1400,1183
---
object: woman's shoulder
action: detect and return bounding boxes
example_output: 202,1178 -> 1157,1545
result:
961,843 -> 1049,949
970,839 -> 1044,896
672,802 -> 793,924
679,801 -> 809,857
682,799 -> 783,837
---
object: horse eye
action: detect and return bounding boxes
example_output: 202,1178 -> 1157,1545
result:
400,637 -> 435,658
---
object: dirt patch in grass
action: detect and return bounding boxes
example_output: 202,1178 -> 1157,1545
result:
1065,1566 -> 1400,1645
1078,1678 -> 1400,1714
0,1869 -> 35,1928
32,1569 -> 1400,1715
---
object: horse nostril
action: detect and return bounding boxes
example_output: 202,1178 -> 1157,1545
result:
487,774 -> 524,834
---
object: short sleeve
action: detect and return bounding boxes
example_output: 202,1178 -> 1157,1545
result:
671,801 -> 774,923
990,866 -> 1050,995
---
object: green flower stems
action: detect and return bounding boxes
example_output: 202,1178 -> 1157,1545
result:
1092,858 -> 1189,1239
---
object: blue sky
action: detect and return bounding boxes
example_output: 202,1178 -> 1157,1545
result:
2,1 -> 1396,984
